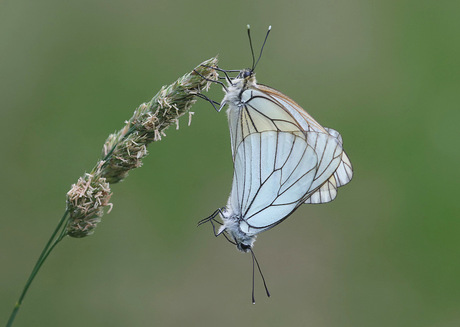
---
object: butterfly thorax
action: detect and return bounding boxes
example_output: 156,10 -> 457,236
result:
222,69 -> 257,110
219,206 -> 256,253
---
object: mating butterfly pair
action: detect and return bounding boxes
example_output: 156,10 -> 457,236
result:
198,26 -> 353,303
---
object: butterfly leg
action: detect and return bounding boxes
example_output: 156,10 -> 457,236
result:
197,208 -> 223,227
193,69 -> 228,91
208,216 -> 236,245
194,93 -> 222,112
198,208 -> 237,245
209,219 -> 220,237
200,65 -> 239,85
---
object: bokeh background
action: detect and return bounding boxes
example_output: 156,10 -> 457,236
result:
1,0 -> 459,326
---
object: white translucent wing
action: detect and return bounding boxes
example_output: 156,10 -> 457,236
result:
304,175 -> 338,204
242,87 -> 347,202
333,151 -> 353,187
303,131 -> 343,193
255,84 -> 327,134
299,129 -> 352,204
229,131 -> 317,235
227,87 -> 318,159
325,128 -> 353,187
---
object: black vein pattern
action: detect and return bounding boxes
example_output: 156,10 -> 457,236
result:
226,85 -> 353,235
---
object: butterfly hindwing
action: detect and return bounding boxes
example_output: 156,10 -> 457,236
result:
325,127 -> 353,187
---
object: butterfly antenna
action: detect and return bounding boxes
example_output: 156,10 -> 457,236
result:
251,249 -> 256,304
254,25 -> 272,71
247,24 -> 256,71
250,248 -> 270,304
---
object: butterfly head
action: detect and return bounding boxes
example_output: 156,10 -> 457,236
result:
229,68 -> 257,90
231,228 -> 256,253
236,240 -> 253,253
219,207 -> 256,253
237,69 -> 254,80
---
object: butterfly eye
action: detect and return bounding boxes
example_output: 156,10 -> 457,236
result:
238,70 -> 253,79
242,70 -> 252,78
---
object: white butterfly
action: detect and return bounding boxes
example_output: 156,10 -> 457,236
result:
200,26 -> 353,254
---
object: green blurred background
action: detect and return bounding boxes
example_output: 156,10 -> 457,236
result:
1,0 -> 459,326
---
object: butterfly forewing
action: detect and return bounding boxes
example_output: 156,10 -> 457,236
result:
230,131 -> 318,233
228,87 -> 309,159
256,84 -> 327,134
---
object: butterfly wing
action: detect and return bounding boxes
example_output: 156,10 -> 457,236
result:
255,85 -> 354,200
227,86 -> 325,160
226,85 -> 352,235
230,131 -> 318,235
324,127 -> 353,188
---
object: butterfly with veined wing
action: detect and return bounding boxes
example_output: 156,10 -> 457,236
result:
198,25 -> 353,302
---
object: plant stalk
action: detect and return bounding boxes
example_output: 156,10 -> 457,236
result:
5,57 -> 218,326
6,210 -> 69,327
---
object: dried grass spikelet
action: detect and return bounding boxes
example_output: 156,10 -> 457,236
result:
101,56 -> 218,183
66,163 -> 112,238
65,57 -> 218,238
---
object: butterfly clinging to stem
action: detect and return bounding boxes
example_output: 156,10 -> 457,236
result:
198,25 -> 353,302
